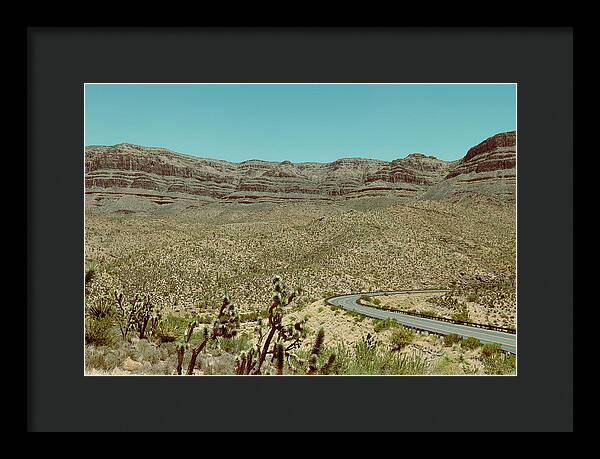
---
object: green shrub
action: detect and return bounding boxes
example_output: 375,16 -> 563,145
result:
461,336 -> 481,350
86,297 -> 115,320
344,309 -> 364,321
360,295 -> 381,305
373,318 -> 398,332
217,332 -> 252,354
481,343 -> 501,357
240,310 -> 260,322
418,309 -> 439,318
443,333 -> 462,347
154,317 -> 182,343
482,352 -> 516,375
390,327 -> 415,351
85,261 -> 99,286
451,304 -> 470,322
328,337 -> 428,375
85,317 -> 115,346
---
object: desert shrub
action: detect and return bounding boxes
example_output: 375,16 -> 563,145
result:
443,333 -> 462,347
294,300 -> 310,311
86,297 -> 115,320
360,295 -> 381,305
154,316 -> 182,343
85,340 -> 177,374
85,317 -> 115,346
461,336 -> 482,350
85,345 -> 120,372
329,335 -> 428,375
344,309 -> 365,321
481,343 -> 501,357
418,309 -> 439,318
482,352 -> 516,375
374,318 -> 398,332
198,353 -> 238,375
134,339 -> 169,365
427,292 -> 461,309
195,313 -> 214,324
217,332 -> 252,355
451,304 -> 470,322
240,310 -> 260,322
85,261 -> 98,286
390,327 -> 415,351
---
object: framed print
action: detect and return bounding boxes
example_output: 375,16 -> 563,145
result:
28,27 -> 573,432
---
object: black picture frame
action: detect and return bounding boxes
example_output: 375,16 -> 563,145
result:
27,27 -> 573,432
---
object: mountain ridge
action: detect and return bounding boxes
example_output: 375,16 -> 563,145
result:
85,131 -> 516,212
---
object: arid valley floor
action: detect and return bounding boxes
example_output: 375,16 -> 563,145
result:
84,132 -> 517,375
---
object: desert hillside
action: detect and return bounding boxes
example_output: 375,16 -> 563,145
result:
86,199 -> 515,326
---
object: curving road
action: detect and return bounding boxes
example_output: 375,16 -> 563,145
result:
327,290 -> 516,354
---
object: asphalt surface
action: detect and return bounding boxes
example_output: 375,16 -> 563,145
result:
327,290 -> 516,354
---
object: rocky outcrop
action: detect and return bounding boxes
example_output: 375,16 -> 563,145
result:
446,131 -> 516,179
419,131 -> 516,203
85,131 -> 516,212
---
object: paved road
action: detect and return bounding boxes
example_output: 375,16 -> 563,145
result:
327,290 -> 516,354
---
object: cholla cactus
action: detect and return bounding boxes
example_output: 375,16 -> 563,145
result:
234,277 -> 304,375
113,290 -> 161,341
132,294 -> 158,339
305,327 -> 336,375
275,343 -> 285,375
234,277 -> 337,375
148,308 -> 162,338
176,295 -> 241,375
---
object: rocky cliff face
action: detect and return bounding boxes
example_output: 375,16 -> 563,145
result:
420,131 -> 516,203
85,131 -> 516,213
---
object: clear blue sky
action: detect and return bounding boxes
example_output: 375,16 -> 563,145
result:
85,83 -> 516,163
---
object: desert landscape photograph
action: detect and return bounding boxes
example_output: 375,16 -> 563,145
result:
84,83 -> 517,376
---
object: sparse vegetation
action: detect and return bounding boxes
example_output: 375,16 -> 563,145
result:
328,333 -> 428,375
443,333 -> 462,347
481,343 -> 502,358
461,336 -> 481,351
176,295 -> 241,375
85,316 -> 115,346
360,295 -> 381,306
85,261 -> 98,287
373,318 -> 398,332
390,327 -> 415,351
85,295 -> 115,320
233,277 -> 336,375
84,200 -> 516,375
482,351 -> 516,375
